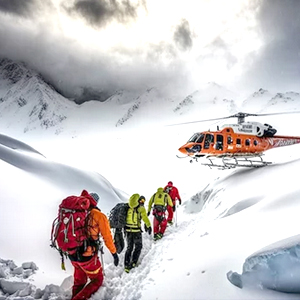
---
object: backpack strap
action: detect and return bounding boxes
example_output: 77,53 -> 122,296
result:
152,193 -> 156,202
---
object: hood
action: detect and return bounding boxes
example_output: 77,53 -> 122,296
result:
129,193 -> 140,208
157,187 -> 164,193
81,189 -> 98,207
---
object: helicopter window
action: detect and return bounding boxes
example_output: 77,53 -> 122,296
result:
227,136 -> 233,144
245,139 -> 250,146
196,134 -> 204,143
188,134 -> 199,143
188,133 -> 204,143
216,135 -> 223,150
204,134 -> 214,149
254,140 -> 258,146
236,138 -> 241,145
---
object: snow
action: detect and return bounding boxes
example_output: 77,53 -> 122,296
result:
1,83 -> 300,299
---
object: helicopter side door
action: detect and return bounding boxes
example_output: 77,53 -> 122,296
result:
215,134 -> 224,151
204,133 -> 214,149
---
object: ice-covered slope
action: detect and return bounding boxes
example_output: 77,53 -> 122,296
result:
242,88 -> 300,113
0,59 -> 76,135
173,82 -> 238,119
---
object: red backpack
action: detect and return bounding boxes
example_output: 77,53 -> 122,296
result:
51,195 -> 91,256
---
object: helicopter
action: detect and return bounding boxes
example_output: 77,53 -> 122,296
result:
176,111 -> 300,169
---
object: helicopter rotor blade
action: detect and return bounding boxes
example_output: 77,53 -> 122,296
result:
167,111 -> 300,126
246,111 -> 300,117
167,116 -> 232,126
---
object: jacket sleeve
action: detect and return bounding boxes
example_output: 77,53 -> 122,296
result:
139,206 -> 151,228
175,187 -> 181,200
90,209 -> 117,254
167,194 -> 173,207
147,196 -> 154,213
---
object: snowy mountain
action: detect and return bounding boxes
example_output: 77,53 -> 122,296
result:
1,58 -> 300,300
173,82 -> 238,118
1,58 -> 300,139
0,59 -> 76,135
241,88 -> 300,113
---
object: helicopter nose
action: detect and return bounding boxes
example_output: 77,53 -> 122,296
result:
178,145 -> 188,155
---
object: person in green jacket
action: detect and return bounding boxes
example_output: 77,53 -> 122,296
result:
124,194 -> 151,273
147,187 -> 173,241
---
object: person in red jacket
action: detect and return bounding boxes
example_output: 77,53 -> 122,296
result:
164,181 -> 182,225
69,190 -> 119,300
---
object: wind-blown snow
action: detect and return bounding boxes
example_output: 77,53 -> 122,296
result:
1,61 -> 300,299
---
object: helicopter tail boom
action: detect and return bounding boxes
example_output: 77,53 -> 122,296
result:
265,136 -> 300,150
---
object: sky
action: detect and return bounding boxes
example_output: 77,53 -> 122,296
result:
1,76 -> 300,299
0,0 -> 299,102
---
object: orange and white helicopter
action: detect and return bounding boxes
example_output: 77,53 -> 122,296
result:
176,112 -> 300,169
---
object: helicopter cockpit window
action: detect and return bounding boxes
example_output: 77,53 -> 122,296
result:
188,134 -> 198,143
196,134 -> 204,143
188,133 -> 204,143
204,134 -> 214,149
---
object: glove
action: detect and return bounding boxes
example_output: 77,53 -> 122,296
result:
147,211 -> 150,216
112,252 -> 119,267
144,224 -> 152,234
179,199 -> 182,205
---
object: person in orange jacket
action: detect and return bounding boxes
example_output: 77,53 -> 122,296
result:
164,181 -> 182,225
68,190 -> 119,300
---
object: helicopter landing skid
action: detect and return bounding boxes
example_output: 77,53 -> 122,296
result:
176,155 -> 190,159
201,155 -> 272,170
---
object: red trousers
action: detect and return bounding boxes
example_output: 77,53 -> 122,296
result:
167,205 -> 173,222
153,217 -> 167,235
71,254 -> 103,300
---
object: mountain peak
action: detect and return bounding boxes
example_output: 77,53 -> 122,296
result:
0,58 -> 73,134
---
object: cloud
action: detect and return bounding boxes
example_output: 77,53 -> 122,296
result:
207,37 -> 238,69
0,0 -> 299,102
237,0 -> 300,92
64,0 -> 144,28
173,19 -> 193,51
0,0 -> 35,17
0,0 -> 53,18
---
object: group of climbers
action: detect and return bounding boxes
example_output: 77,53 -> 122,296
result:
51,183 -> 181,299
117,181 -> 182,274
125,181 -> 182,268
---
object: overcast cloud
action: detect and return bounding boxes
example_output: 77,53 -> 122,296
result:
0,0 -> 299,101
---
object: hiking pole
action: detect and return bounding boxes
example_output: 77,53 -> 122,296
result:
99,240 -> 105,275
175,201 -> 178,227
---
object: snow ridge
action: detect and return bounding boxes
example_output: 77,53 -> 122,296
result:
0,58 -> 73,134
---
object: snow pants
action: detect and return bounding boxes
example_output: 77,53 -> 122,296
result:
124,231 -> 142,267
71,254 -> 103,300
153,217 -> 167,235
167,204 -> 174,222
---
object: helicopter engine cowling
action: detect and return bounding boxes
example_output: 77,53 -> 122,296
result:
263,123 -> 277,137
231,122 -> 277,137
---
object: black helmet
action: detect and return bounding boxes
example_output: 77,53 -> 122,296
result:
139,195 -> 146,204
